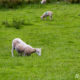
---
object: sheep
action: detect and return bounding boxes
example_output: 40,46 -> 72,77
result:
41,0 -> 46,4
41,11 -> 53,20
11,38 -> 41,57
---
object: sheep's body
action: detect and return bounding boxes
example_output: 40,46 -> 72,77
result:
11,38 -> 41,57
41,0 -> 46,4
41,11 -> 53,20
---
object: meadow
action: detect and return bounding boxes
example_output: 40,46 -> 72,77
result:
0,2 -> 80,80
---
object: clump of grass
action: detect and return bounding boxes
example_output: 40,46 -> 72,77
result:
12,19 -> 25,29
2,19 -> 25,29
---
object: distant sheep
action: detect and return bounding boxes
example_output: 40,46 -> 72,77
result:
41,0 -> 46,4
11,38 -> 41,57
41,11 -> 53,20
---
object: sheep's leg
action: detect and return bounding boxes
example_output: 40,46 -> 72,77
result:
11,43 -> 14,57
50,16 -> 52,20
11,47 -> 14,57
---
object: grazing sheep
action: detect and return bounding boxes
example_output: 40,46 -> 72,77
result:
11,38 -> 41,57
41,0 -> 46,4
41,11 -> 53,20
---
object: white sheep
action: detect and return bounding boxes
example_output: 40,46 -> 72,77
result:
41,0 -> 46,4
41,11 -> 53,20
11,38 -> 41,57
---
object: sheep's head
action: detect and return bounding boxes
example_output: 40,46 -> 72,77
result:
41,0 -> 46,4
41,1 -> 43,4
36,48 -> 41,56
40,16 -> 43,20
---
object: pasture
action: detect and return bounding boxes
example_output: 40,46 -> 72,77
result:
0,2 -> 80,80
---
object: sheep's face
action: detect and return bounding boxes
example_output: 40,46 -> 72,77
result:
36,48 -> 41,56
41,16 -> 43,20
41,0 -> 46,4
41,1 -> 43,4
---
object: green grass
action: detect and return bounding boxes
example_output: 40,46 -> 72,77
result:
0,2 -> 80,80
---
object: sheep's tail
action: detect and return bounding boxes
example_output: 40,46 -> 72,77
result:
11,42 -> 14,57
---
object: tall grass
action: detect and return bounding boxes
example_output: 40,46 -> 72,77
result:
0,0 -> 59,8
65,0 -> 80,3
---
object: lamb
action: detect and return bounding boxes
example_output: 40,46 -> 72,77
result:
11,38 -> 41,57
41,11 -> 53,20
41,0 -> 46,4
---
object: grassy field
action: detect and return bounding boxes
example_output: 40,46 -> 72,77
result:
0,2 -> 80,80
